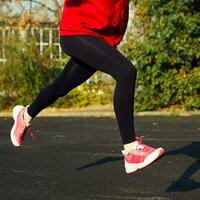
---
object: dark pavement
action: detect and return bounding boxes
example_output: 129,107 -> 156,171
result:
0,115 -> 200,200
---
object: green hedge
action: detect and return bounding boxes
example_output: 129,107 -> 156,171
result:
119,0 -> 200,111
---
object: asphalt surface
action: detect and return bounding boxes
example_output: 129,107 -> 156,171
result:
0,115 -> 200,200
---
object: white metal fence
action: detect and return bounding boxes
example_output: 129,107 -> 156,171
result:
0,26 -> 115,86
0,26 -> 63,63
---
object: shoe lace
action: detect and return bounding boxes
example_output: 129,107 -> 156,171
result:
18,123 -> 27,138
135,136 -> 148,151
125,136 -> 149,156
27,126 -> 37,140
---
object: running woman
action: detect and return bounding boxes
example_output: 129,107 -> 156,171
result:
10,0 -> 165,174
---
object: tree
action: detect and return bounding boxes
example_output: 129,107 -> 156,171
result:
120,0 -> 200,110
0,0 -> 63,27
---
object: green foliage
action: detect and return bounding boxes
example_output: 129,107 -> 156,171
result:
0,36 -> 60,110
52,75 -> 114,108
1,0 -> 199,111
0,34 -> 113,110
119,0 -> 200,111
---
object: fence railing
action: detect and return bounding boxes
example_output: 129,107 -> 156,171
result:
0,3 -> 135,63
0,26 -> 63,63
0,26 -> 116,85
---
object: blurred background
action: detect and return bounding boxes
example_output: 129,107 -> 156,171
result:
0,0 -> 199,112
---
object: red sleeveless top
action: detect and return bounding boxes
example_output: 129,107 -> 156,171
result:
60,0 -> 129,47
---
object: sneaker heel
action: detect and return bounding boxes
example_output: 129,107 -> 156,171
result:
12,105 -> 24,120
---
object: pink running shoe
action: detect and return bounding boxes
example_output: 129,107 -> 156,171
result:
10,105 -> 36,147
122,137 -> 165,174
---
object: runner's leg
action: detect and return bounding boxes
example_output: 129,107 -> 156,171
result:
59,35 -> 137,144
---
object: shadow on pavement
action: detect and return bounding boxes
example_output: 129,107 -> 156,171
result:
165,141 -> 200,193
75,142 -> 200,193
75,156 -> 123,171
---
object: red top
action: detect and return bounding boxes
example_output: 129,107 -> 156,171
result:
60,0 -> 129,47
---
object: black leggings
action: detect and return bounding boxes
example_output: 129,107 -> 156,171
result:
28,35 -> 137,144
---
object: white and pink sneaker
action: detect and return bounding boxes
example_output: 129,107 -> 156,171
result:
122,137 -> 165,174
10,105 -> 36,147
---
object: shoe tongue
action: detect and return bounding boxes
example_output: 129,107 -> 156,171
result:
122,141 -> 139,155
24,121 -> 31,127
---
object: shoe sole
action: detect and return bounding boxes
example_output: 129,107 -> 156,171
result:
125,148 -> 165,174
10,105 -> 25,147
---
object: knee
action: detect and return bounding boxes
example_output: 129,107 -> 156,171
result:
127,65 -> 137,80
117,63 -> 137,82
